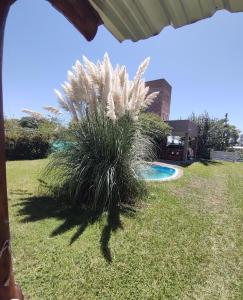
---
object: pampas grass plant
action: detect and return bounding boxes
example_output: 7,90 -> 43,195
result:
45,113 -> 155,210
43,54 -> 157,211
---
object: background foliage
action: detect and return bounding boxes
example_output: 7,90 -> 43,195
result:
190,112 -> 240,159
5,116 -> 61,160
139,113 -> 171,157
139,113 -> 171,143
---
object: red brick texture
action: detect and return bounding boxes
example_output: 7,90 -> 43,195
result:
145,79 -> 172,121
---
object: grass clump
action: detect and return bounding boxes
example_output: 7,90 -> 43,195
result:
39,53 -> 159,212
45,113 -> 154,211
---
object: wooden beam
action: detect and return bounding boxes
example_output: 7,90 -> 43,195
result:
183,133 -> 189,161
47,0 -> 103,41
0,1 -> 23,299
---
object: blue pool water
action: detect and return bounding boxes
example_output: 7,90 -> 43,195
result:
139,164 -> 177,181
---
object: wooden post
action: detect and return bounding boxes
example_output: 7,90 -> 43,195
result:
183,133 -> 189,161
0,1 -> 23,299
194,137 -> 198,160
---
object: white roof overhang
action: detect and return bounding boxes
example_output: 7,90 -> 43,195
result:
89,0 -> 243,41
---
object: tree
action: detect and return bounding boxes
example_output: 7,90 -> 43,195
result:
189,112 -> 240,158
239,134 -> 243,146
138,113 -> 171,157
227,125 -> 240,147
139,113 -> 171,143
19,116 -> 39,129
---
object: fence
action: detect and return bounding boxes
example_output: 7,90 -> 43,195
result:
210,150 -> 242,162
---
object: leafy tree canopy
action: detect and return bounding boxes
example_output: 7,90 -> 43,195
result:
139,113 -> 171,143
19,116 -> 39,129
189,112 -> 240,158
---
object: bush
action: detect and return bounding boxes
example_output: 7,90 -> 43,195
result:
42,54 -> 159,215
5,117 -> 63,160
6,130 -> 50,160
189,112 -> 240,159
19,116 -> 39,129
139,113 -> 171,156
45,113 -> 154,211
139,113 -> 171,141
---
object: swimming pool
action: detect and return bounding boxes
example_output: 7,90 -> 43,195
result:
139,164 -> 178,181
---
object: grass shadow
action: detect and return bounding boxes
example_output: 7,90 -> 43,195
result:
16,195 -> 136,262
158,159 -> 195,168
9,189 -> 33,197
159,159 -> 223,168
199,159 -> 223,166
100,206 -> 122,263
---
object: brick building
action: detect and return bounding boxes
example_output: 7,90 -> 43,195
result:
145,79 -> 172,121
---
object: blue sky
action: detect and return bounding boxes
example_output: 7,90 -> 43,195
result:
3,0 -> 243,132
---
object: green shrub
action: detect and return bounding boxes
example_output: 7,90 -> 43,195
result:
189,112 -> 240,159
45,113 -> 154,211
6,130 -> 50,160
19,116 -> 39,129
5,117 -> 63,160
41,54 -> 159,214
139,113 -> 171,156
139,113 -> 171,141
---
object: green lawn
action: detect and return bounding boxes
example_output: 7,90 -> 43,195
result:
7,160 -> 243,299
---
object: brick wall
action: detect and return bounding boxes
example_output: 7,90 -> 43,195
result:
145,79 -> 172,121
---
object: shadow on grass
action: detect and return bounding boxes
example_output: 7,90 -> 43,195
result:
159,159 -> 223,168
16,195 -> 135,263
100,206 -> 124,262
9,189 -> 33,197
159,159 -> 196,168
198,159 -> 223,166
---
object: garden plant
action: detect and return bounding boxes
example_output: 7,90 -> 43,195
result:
45,54 -> 159,212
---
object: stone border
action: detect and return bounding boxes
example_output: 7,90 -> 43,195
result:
144,162 -> 183,182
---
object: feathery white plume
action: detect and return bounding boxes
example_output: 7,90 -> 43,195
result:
43,106 -> 61,116
22,109 -> 45,120
52,54 -> 157,122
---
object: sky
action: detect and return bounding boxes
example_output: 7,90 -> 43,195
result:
3,0 -> 243,132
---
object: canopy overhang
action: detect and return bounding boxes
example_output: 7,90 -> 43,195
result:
42,1 -> 243,42
89,0 -> 243,41
166,120 -> 198,138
